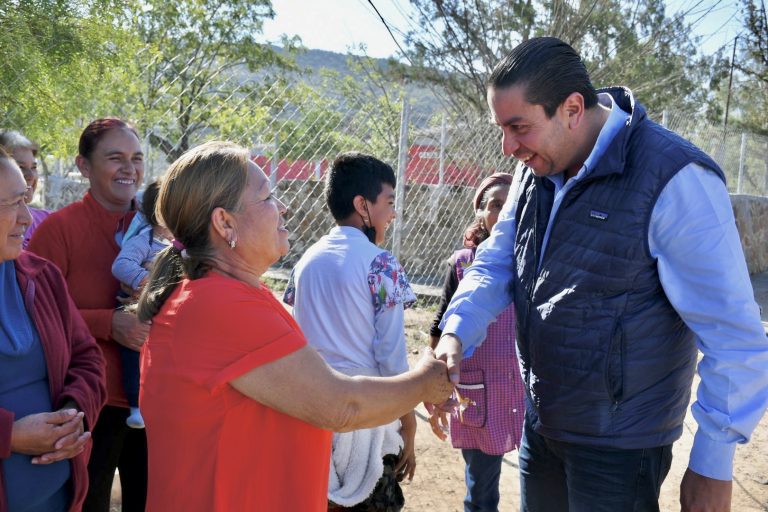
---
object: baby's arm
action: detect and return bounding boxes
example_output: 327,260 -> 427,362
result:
112,231 -> 153,291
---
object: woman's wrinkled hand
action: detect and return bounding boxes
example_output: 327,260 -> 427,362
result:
32,408 -> 91,465
415,347 -> 454,405
10,410 -> 87,461
112,309 -> 150,352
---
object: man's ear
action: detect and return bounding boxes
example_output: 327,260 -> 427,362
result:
210,206 -> 235,241
352,195 -> 369,220
561,92 -> 586,130
75,155 -> 91,179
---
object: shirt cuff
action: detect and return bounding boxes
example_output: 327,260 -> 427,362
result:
688,428 -> 737,481
130,270 -> 148,290
442,315 -> 478,359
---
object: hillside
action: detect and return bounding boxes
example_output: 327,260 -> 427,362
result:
276,45 -> 446,120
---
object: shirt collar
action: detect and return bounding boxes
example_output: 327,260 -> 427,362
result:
546,93 -> 629,188
581,93 -> 630,174
331,225 -> 369,240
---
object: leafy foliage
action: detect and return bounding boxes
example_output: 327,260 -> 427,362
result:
735,0 -> 768,134
125,0 -> 297,162
0,0 -> 131,156
395,0 -> 713,115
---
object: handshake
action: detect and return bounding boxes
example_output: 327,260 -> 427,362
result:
414,334 -> 466,441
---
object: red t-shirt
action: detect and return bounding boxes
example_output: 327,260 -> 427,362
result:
141,272 -> 332,511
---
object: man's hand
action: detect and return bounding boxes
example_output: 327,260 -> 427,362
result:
112,309 -> 150,352
680,468 -> 732,512
10,410 -> 83,457
434,333 -> 463,384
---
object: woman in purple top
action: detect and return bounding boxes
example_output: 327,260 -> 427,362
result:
0,131 -> 50,248
429,172 -> 525,512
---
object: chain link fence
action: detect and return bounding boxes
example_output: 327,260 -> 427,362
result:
657,110 -> 768,197
3,54 -> 767,300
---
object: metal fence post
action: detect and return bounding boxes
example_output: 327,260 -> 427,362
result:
270,131 -> 279,191
392,97 -> 410,259
438,114 -> 446,187
764,139 -> 768,195
737,132 -> 747,194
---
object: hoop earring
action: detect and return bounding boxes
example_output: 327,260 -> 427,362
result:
229,239 -> 236,250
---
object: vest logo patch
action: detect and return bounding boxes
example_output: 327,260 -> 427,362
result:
589,209 -> 609,221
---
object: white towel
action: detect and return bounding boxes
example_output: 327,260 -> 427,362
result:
327,367 -> 404,506
327,420 -> 403,506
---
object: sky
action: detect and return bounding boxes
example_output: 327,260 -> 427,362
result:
261,0 -> 743,59
261,0 -> 411,59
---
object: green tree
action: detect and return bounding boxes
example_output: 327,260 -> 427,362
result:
395,0 -> 713,115
0,0 -> 131,156
272,54 -> 405,164
735,0 -> 767,134
126,0 -> 298,162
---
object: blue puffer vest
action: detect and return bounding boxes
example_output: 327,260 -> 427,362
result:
511,87 -> 724,448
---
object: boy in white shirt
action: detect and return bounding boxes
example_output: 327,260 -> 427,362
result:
284,152 -> 417,511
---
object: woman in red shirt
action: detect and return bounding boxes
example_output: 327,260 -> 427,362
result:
136,141 -> 453,511
29,118 -> 149,512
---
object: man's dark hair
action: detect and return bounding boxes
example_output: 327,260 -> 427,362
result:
488,37 -> 598,117
325,152 -> 396,221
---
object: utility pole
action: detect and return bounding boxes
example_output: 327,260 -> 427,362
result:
723,35 -> 739,134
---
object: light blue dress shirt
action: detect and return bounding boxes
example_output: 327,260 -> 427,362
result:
441,93 -> 768,480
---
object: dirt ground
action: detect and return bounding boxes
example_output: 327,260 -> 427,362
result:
110,280 -> 768,511
400,307 -> 768,512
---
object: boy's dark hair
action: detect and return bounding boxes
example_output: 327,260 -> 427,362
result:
141,180 -> 162,228
487,37 -> 598,118
325,152 -> 396,221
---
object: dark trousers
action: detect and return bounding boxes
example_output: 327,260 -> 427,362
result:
519,415 -> 673,512
119,347 -> 140,408
462,449 -> 503,512
83,405 -> 147,512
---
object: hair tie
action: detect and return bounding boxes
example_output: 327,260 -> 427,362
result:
171,239 -> 190,259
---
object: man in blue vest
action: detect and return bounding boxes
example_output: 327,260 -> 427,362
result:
435,37 -> 768,512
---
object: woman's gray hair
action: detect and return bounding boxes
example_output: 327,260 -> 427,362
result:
0,130 -> 38,155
